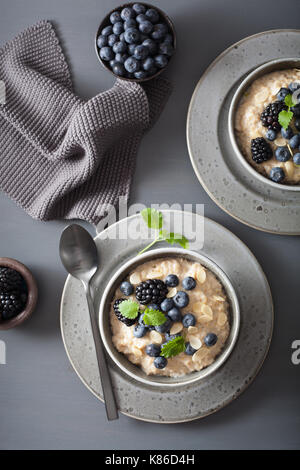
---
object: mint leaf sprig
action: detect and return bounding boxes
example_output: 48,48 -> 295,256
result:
138,208 -> 189,255
160,336 -> 185,358
278,94 -> 297,130
142,307 -> 166,326
118,299 -> 139,319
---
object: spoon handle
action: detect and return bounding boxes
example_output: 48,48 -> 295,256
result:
85,283 -> 119,421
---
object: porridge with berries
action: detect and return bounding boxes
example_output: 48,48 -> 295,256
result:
110,257 -> 230,377
235,69 -> 300,185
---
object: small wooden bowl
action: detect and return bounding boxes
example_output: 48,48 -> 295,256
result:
0,258 -> 38,330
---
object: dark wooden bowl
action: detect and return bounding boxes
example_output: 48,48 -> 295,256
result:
95,2 -> 176,83
0,258 -> 38,330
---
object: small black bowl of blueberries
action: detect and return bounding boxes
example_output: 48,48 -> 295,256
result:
95,2 -> 175,82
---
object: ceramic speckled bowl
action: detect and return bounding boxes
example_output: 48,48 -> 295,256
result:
60,211 -> 273,423
228,58 -> 300,191
99,247 -> 240,388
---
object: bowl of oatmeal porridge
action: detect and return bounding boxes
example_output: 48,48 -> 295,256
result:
99,247 -> 240,387
228,58 -> 300,190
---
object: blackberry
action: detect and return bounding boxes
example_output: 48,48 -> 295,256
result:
0,267 -> 26,293
135,279 -> 168,305
260,101 -> 286,132
251,137 -> 273,164
0,290 -> 27,320
113,298 -> 137,326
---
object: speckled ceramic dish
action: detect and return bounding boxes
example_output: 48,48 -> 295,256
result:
228,58 -> 300,191
187,29 -> 300,235
60,211 -> 273,423
99,247 -> 240,388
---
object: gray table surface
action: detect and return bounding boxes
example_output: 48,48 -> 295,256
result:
1,0 -> 300,451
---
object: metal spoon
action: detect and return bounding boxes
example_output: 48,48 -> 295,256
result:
59,224 -> 118,421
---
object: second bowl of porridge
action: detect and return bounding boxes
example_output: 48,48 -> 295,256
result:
228,58 -> 300,190
99,248 -> 240,387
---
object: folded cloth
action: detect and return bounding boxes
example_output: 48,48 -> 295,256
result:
0,21 -> 171,224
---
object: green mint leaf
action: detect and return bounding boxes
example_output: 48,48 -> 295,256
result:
159,230 -> 189,249
278,110 -> 293,130
284,94 -> 297,108
161,336 -> 185,358
143,308 -> 166,326
118,299 -> 139,319
141,208 -> 163,230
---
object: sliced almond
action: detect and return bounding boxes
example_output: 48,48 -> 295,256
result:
170,322 -> 183,335
213,295 -> 225,302
191,301 -> 203,314
132,347 -> 143,358
284,160 -> 294,178
274,137 -> 286,147
189,335 -> 202,350
166,287 -> 177,298
195,266 -> 206,284
217,312 -> 227,326
129,272 -> 141,285
200,304 -> 213,318
188,326 -> 198,334
147,270 -> 163,279
254,88 -> 269,103
192,347 -> 208,363
150,330 -> 163,344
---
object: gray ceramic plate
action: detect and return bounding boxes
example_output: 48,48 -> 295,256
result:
187,29 -> 300,235
60,211 -> 273,423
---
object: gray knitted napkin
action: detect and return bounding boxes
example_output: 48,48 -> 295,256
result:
0,21 -> 171,224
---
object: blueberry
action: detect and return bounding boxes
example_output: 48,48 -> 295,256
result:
133,3 -> 146,15
112,21 -> 124,35
269,167 -> 285,183
109,59 -> 118,68
165,332 -> 181,342
121,7 -> 135,21
101,25 -> 113,36
133,324 -> 148,338
289,134 -> 300,149
115,53 -> 128,64
158,42 -> 174,57
182,276 -> 196,291
148,303 -> 160,311
127,43 -> 136,55
120,281 -> 134,296
151,24 -> 168,40
124,19 -> 137,30
182,313 -> 196,328
160,298 -> 174,312
293,153 -> 300,165
142,57 -> 155,71
113,62 -> 126,76
154,54 -> 168,69
134,45 -> 149,60
108,34 -> 118,47
291,104 -> 300,117
185,342 -> 196,355
134,70 -> 147,80
113,41 -> 127,54
173,291 -> 189,308
139,20 -> 153,34
138,313 -> 146,325
124,28 -> 140,44
275,146 -> 291,162
155,317 -> 172,333
124,56 -> 140,73
97,35 -> 107,48
145,344 -> 161,357
136,14 -> 147,23
204,333 -> 218,347
99,46 -> 114,61
119,32 -> 126,42
266,129 -> 277,141
163,33 -> 173,44
277,87 -> 290,101
110,11 -> 121,24
281,126 -> 293,139
167,307 -> 181,322
288,82 -> 300,93
154,356 -> 167,369
145,8 -> 160,23
142,38 -> 157,55
295,118 -> 300,131
165,274 -> 179,287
